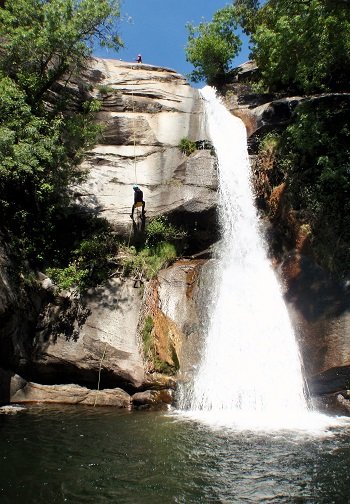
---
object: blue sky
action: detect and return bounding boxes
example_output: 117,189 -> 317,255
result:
93,1 -> 252,85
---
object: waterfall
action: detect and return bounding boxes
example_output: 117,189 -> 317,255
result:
179,87 -> 311,429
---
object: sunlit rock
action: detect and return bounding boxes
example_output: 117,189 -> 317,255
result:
74,59 -> 217,246
11,381 -> 131,408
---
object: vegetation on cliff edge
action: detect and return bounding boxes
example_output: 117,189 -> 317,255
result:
255,98 -> 350,278
0,0 -> 122,285
186,0 -> 350,94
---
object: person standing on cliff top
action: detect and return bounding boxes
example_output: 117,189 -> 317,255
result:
136,54 -> 142,63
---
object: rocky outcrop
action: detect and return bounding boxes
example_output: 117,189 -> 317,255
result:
31,278 -> 145,390
0,241 -> 51,379
139,258 -> 214,387
131,389 -> 174,410
279,253 -> 350,395
0,60 -> 219,406
11,380 -> 131,407
74,59 -> 218,249
223,67 -> 303,142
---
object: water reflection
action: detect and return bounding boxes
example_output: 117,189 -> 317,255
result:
1,406 -> 350,503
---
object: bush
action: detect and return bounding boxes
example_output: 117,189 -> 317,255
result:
179,138 -> 196,156
142,315 -> 154,356
46,263 -> 88,291
145,216 -> 187,248
46,228 -> 119,291
121,242 -> 177,280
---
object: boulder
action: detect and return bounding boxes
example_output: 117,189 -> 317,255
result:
11,381 -> 131,408
0,405 -> 26,415
131,389 -> 174,410
143,373 -> 177,391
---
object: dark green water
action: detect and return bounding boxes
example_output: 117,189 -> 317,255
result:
1,405 -> 350,503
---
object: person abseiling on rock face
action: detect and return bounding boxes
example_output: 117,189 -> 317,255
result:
130,184 -> 145,219
136,54 -> 142,63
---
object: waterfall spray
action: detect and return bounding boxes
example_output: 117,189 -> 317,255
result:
179,87 -> 311,429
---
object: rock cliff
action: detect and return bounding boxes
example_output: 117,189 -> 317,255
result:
74,59 -> 218,249
1,58 -> 349,410
0,59 -> 218,407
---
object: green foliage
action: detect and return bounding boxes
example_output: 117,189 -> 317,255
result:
96,84 -> 115,96
276,98 -> 350,276
121,242 -> 177,280
232,0 -> 260,35
145,216 -> 187,248
187,0 -> 349,93
46,228 -> 119,290
46,263 -> 89,291
142,316 -> 154,355
179,138 -> 196,156
0,0 -> 123,283
0,0 -> 123,104
185,5 -> 242,84
250,0 -> 350,93
120,216 -> 187,280
258,131 -> 280,154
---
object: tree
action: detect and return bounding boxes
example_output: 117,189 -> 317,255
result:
185,5 -> 242,85
0,0 -> 122,105
232,0 -> 260,34
250,0 -> 350,93
0,0 -> 122,268
274,96 -> 350,276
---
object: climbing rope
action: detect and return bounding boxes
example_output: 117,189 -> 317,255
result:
131,86 -> 137,185
128,84 -> 144,241
94,341 -> 108,407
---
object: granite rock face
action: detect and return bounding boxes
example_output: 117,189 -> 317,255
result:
74,59 -> 218,248
31,278 -> 145,391
280,253 -> 350,395
140,259 -> 215,389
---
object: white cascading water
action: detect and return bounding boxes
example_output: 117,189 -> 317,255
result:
180,87 -> 314,429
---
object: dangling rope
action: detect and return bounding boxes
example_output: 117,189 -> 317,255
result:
131,86 -> 137,185
94,341 -> 107,407
128,84 -> 143,241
